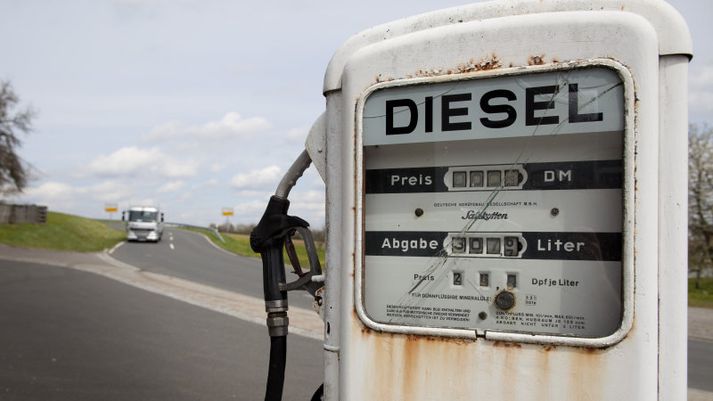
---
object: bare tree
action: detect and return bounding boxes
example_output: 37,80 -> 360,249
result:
688,123 -> 713,289
0,81 -> 34,194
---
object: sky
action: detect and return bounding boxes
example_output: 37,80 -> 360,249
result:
1,0 -> 711,228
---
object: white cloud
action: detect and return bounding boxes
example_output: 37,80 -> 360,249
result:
88,181 -> 133,202
235,190 -> 271,198
290,189 -> 325,222
158,180 -> 184,193
24,182 -> 76,201
21,180 -> 135,207
145,112 -> 271,141
232,199 -> 274,217
690,63 -> 713,118
691,64 -> 713,87
286,126 -> 307,142
230,165 -> 282,190
87,146 -> 197,178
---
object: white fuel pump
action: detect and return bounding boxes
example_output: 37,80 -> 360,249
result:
301,1 -> 692,401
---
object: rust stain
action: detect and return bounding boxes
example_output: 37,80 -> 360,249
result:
358,311 -> 615,400
528,54 -> 546,66
491,340 -> 522,348
535,346 -> 552,401
410,54 -> 502,79
375,74 -> 395,83
402,334 -> 418,400
569,347 -> 605,400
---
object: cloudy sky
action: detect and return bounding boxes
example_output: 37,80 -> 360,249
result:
2,0 -> 711,227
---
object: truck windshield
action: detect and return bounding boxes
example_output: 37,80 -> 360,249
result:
129,211 -> 157,222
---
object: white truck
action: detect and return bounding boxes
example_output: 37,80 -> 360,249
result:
122,206 -> 164,242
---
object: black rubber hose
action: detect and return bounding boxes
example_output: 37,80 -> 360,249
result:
310,383 -> 324,401
264,336 -> 287,401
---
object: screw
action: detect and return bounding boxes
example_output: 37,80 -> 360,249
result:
478,311 -> 488,320
550,207 -> 559,217
415,208 -> 424,217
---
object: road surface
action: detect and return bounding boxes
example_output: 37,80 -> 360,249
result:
690,338 -> 713,392
0,258 -> 322,401
111,228 -> 314,310
0,226 -> 710,399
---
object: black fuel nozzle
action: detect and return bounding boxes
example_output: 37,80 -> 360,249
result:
250,195 -> 309,337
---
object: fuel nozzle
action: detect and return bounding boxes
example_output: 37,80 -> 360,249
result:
249,150 -> 325,401
250,195 -> 310,337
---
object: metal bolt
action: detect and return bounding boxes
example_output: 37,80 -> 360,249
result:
550,207 -> 559,217
494,291 -> 516,310
478,311 -> 488,320
415,208 -> 424,217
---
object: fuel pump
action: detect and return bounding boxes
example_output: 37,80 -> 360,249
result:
312,1 -> 690,401
254,1 -> 691,400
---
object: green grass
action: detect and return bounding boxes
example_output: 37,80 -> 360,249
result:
0,211 -> 125,252
180,227 -> 325,269
180,226 -> 254,256
689,277 -> 713,308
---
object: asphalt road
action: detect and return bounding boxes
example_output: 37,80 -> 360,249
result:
1,227 -> 710,398
689,338 -> 713,392
0,259 -> 323,401
111,228 -> 314,310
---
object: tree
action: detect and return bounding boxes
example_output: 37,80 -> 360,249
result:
0,81 -> 34,194
688,124 -> 713,289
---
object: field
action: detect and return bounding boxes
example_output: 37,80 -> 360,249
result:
180,227 -> 325,269
0,212 -> 124,252
689,277 -> 713,308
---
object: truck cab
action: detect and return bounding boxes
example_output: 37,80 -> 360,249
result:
123,206 -> 164,242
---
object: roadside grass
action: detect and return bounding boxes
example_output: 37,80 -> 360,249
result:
179,226 -> 325,269
0,211 -> 124,252
179,226 -> 254,256
689,277 -> 713,308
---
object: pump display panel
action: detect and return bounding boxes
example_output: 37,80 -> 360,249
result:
361,67 -> 626,339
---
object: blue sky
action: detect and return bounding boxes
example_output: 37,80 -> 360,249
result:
2,0 -> 711,227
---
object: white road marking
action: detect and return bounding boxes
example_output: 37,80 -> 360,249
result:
169,243 -> 175,250
108,241 -> 125,254
187,231 -> 237,257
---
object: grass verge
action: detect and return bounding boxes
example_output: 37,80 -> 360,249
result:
180,226 -> 255,256
0,211 -> 125,252
689,277 -> 713,308
179,227 -> 325,269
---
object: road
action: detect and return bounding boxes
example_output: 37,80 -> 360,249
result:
111,228 -> 314,310
113,228 -> 713,393
0,258 -> 322,401
0,226 -> 710,399
690,339 -> 713,392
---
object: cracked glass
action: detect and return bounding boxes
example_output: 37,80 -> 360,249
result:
361,66 -> 625,338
